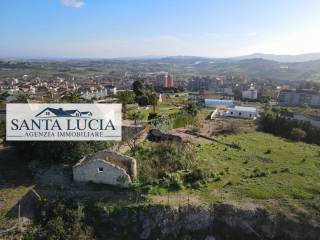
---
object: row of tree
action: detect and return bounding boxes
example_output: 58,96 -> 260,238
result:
259,110 -> 320,145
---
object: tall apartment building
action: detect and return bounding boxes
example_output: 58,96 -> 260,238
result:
160,73 -> 175,88
279,90 -> 320,107
166,74 -> 175,88
187,78 -> 217,91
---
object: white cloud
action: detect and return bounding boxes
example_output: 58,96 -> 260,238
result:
61,0 -> 85,8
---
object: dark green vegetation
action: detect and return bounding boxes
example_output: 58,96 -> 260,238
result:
12,141 -> 115,165
133,141 -> 215,193
116,90 -> 135,119
127,93 -> 198,129
22,200 -> 94,240
132,80 -> 158,109
169,102 -> 200,128
171,114 -> 195,129
259,107 -> 320,145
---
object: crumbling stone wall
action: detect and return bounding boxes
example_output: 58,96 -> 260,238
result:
73,151 -> 137,187
91,150 -> 137,179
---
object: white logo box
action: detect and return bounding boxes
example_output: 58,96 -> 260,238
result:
6,104 -> 122,141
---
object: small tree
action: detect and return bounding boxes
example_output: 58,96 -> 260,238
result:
128,111 -> 145,125
291,128 -> 306,141
62,90 -> 82,103
184,102 -> 199,117
132,80 -> 144,96
122,126 -> 144,156
117,91 -> 135,119
148,92 -> 159,113
16,92 -> 30,103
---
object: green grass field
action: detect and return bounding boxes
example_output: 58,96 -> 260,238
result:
127,94 -> 186,121
140,131 -> 320,219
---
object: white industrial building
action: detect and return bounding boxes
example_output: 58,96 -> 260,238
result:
224,106 -> 258,119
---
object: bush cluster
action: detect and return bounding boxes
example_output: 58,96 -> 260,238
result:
259,110 -> 320,145
136,141 -> 215,191
23,200 -> 94,240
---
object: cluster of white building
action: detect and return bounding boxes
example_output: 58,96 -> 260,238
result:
204,98 -> 258,120
81,86 -> 117,100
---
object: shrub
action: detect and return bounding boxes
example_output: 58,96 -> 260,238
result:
221,121 -> 241,134
136,141 -> 215,190
172,113 -> 194,129
223,180 -> 232,187
148,112 -> 160,120
250,168 -> 267,178
32,201 -> 94,240
137,141 -> 197,185
184,168 -> 213,187
265,148 -> 272,154
280,168 -> 290,173
128,111 -> 145,124
13,141 -> 115,165
160,172 -> 184,191
191,115 -> 203,133
291,128 -> 306,141
183,102 -> 199,117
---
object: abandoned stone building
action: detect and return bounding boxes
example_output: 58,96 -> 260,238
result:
73,150 -> 137,187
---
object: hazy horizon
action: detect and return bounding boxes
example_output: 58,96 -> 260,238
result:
2,52 -> 320,61
1,0 -> 320,58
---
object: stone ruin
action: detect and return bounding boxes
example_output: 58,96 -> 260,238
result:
73,150 -> 137,188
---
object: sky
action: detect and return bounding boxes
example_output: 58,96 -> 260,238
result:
1,0 -> 320,58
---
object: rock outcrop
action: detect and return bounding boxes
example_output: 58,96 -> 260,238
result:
147,129 -> 182,142
95,204 -> 320,240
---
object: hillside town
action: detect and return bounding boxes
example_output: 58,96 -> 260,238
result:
1,67 -> 320,127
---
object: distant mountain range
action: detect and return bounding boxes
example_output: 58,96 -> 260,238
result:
163,53 -> 320,63
233,53 -> 320,63
2,53 -> 320,82
2,52 -> 320,63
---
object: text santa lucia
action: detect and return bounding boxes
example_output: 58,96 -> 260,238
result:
10,118 -> 116,131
